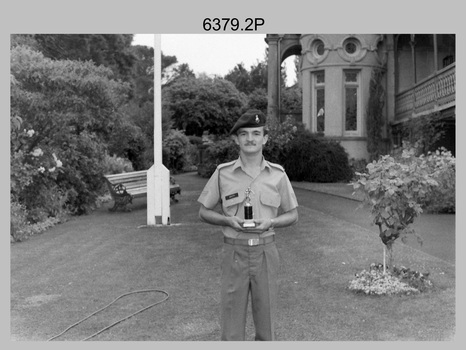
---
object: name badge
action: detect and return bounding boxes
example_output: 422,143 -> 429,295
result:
225,193 -> 239,200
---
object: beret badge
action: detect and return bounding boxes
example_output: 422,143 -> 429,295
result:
255,115 -> 260,123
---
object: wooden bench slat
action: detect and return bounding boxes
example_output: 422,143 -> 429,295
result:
103,170 -> 180,212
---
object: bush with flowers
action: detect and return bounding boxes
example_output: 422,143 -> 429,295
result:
10,45 -> 130,241
422,147 -> 455,213
348,263 -> 433,296
10,123 -> 68,241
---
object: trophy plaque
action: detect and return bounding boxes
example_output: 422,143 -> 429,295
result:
243,187 -> 256,228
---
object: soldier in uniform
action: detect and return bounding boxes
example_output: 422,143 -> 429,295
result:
198,109 -> 299,341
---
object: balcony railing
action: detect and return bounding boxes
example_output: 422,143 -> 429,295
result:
395,63 -> 455,122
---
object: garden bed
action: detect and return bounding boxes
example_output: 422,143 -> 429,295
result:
349,263 -> 434,296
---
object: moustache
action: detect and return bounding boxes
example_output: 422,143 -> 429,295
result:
244,141 -> 256,146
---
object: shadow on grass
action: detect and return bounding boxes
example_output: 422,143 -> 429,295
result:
10,172 -> 455,341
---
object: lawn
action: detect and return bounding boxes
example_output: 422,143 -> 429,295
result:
10,172 -> 455,341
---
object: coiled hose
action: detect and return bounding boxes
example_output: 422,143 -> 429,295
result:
47,289 -> 169,341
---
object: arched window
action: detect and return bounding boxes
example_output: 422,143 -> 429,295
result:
413,34 -> 435,82
395,34 -> 413,93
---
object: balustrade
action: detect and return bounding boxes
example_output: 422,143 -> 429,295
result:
395,64 -> 455,122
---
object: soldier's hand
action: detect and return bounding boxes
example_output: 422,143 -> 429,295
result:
242,218 -> 272,234
228,216 -> 246,231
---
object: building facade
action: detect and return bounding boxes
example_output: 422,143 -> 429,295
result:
265,34 -> 456,160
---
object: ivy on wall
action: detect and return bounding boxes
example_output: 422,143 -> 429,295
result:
366,68 -> 386,161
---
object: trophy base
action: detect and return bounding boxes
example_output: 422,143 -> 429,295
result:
243,220 -> 256,228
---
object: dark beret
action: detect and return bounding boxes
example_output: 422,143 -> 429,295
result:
230,109 -> 267,135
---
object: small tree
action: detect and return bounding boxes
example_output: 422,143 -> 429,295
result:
352,143 -> 439,272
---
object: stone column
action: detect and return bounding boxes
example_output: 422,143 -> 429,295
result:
266,35 -> 279,120
385,35 -> 396,135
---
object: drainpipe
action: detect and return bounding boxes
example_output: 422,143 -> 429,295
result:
410,34 -> 417,84
277,35 -> 284,122
433,34 -> 438,71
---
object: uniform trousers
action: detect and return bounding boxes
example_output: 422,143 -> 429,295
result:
220,240 -> 280,341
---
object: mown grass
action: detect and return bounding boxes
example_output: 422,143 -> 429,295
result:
10,172 -> 455,341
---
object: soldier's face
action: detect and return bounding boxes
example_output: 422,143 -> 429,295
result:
234,127 -> 268,154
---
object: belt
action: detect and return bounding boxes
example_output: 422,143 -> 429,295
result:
224,235 -> 275,246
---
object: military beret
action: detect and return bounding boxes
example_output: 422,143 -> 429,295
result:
230,109 -> 267,135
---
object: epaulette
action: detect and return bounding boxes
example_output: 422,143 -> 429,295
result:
267,161 -> 285,172
217,160 -> 236,170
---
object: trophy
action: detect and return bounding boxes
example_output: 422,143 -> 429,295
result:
243,187 -> 256,228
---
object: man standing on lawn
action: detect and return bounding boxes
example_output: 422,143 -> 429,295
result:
198,109 -> 299,341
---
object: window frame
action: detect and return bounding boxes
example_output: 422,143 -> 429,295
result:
343,69 -> 362,136
311,70 -> 325,133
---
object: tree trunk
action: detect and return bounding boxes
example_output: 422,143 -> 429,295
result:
385,241 -> 394,270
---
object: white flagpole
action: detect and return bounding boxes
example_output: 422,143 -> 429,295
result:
147,34 -> 170,226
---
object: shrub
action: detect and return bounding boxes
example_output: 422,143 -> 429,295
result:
422,148 -> 455,213
11,45 -> 130,220
263,116 -> 299,164
10,199 -> 30,242
56,131 -> 108,214
390,142 -> 455,213
349,158 -> 368,180
281,130 -> 353,183
10,195 -> 65,242
162,129 -> 191,172
102,152 -> 134,175
107,117 -> 152,171
197,139 -> 239,178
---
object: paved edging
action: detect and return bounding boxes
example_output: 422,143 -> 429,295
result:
291,182 -> 364,202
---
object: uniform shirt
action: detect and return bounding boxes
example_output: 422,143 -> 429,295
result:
198,157 -> 298,239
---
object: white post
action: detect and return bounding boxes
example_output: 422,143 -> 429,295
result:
147,34 -> 170,226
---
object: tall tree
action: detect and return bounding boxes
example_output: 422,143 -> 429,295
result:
249,61 -> 268,91
129,45 -> 154,105
163,76 -> 247,136
224,63 -> 252,94
32,34 -> 136,81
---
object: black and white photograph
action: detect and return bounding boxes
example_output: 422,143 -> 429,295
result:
6,0 -> 462,345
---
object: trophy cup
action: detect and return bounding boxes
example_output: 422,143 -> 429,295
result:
243,187 -> 256,228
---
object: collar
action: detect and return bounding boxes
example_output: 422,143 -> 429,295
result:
232,156 -> 271,173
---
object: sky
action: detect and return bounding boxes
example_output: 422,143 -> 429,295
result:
132,34 -> 296,86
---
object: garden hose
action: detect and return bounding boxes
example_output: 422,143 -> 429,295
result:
47,289 -> 169,341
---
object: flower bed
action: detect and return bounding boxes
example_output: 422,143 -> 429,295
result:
348,263 -> 433,296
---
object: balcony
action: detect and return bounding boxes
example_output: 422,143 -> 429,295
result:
395,63 -> 455,123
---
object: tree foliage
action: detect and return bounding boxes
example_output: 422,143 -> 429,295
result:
163,76 -> 247,136
352,142 -> 453,269
246,88 -> 268,112
224,60 -> 268,94
129,45 -> 155,105
401,112 -> 446,156
31,34 -> 136,81
281,85 -> 302,113
11,45 -> 131,220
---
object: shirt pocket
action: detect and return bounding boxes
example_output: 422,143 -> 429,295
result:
222,192 -> 245,216
260,192 -> 281,209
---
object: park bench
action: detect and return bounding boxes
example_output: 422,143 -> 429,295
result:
104,170 -> 181,212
